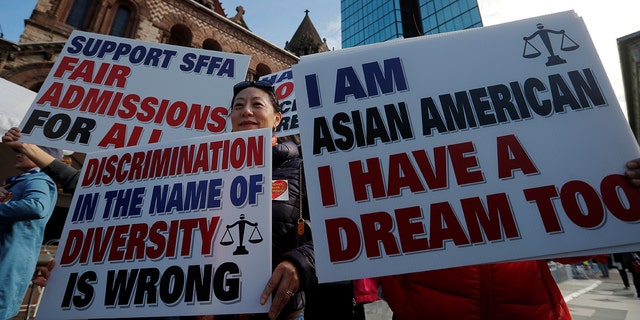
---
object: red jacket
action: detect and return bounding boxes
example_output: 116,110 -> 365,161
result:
378,260 -> 574,320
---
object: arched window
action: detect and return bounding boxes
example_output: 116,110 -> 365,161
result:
66,0 -> 95,29
167,24 -> 193,47
255,63 -> 272,79
109,5 -> 132,37
203,39 -> 222,51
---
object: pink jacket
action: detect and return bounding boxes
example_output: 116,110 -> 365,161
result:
353,278 -> 381,304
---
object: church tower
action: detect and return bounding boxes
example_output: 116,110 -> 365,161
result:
285,10 -> 329,57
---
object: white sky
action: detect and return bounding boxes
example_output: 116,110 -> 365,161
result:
478,0 -> 640,118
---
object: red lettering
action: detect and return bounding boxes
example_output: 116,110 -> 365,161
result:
448,141 -> 484,185
275,82 -> 294,100
36,82 -> 64,107
429,202 -> 470,249
524,185 -> 562,233
60,229 -> 84,265
361,212 -> 399,258
166,220 -> 180,258
395,206 -> 429,253
497,134 -> 538,179
326,218 -> 361,262
350,158 -> 386,201
126,223 -> 149,260
412,146 -> 448,190
207,107 -> 228,133
200,217 -> 220,255
560,180 -> 604,228
147,221 -> 168,260
185,104 -> 209,131
318,166 -> 336,206
81,158 -> 100,187
59,84 -> 85,109
165,101 -> 188,127
461,193 -> 519,243
92,227 -> 115,263
53,56 -> 80,78
179,219 -> 199,256
108,224 -> 130,261
149,129 -> 163,144
103,63 -> 130,88
600,174 -> 640,222
54,57 -> 130,88
79,227 -> 94,263
230,138 -> 247,169
98,123 -> 138,149
388,153 -> 426,196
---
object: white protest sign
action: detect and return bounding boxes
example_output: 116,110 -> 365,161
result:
0,78 -> 35,132
19,30 -> 249,153
259,69 -> 299,137
37,128 -> 273,319
292,10 -> 640,282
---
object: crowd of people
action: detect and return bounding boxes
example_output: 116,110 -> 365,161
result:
1,78 -> 640,319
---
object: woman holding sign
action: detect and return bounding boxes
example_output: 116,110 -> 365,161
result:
200,80 -> 315,320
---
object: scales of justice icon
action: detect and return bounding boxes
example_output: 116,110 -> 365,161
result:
522,23 -> 579,66
220,214 -> 263,255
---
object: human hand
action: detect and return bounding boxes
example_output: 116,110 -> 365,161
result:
2,127 -> 24,151
260,260 -> 300,320
626,158 -> 640,187
0,186 -> 11,203
32,259 -> 56,287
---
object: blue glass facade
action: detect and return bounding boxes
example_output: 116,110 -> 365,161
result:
341,0 -> 483,48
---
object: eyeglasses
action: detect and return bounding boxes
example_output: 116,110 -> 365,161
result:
233,80 -> 276,97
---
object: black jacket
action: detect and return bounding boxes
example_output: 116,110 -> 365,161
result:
270,141 -> 315,318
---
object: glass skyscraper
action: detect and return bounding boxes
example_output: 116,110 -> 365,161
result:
341,0 -> 483,48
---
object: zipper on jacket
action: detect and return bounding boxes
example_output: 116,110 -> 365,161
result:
480,264 -> 493,320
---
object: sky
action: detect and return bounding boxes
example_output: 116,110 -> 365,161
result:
1,0 -> 639,116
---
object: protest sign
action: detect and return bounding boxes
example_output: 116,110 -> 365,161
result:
37,128 -> 273,319
19,30 -> 249,153
292,10 -> 640,282
260,69 -> 299,137
0,78 -> 35,132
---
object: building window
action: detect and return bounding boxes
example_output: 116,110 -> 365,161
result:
109,5 -> 132,37
66,0 -> 94,29
203,39 -> 222,51
167,24 -> 193,47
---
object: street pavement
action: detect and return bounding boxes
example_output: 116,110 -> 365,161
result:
562,269 -> 640,320
364,267 -> 640,320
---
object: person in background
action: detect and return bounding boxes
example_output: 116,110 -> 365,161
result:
376,158 -> 640,319
0,144 -> 60,319
613,253 -> 631,289
594,254 -> 610,278
3,131 -> 183,320
617,252 -> 640,298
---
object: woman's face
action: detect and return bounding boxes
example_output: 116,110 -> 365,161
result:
230,87 -> 282,132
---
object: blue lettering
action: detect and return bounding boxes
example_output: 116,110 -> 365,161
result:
334,67 -> 367,103
334,57 -> 408,103
71,193 -> 100,222
305,74 -> 321,108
